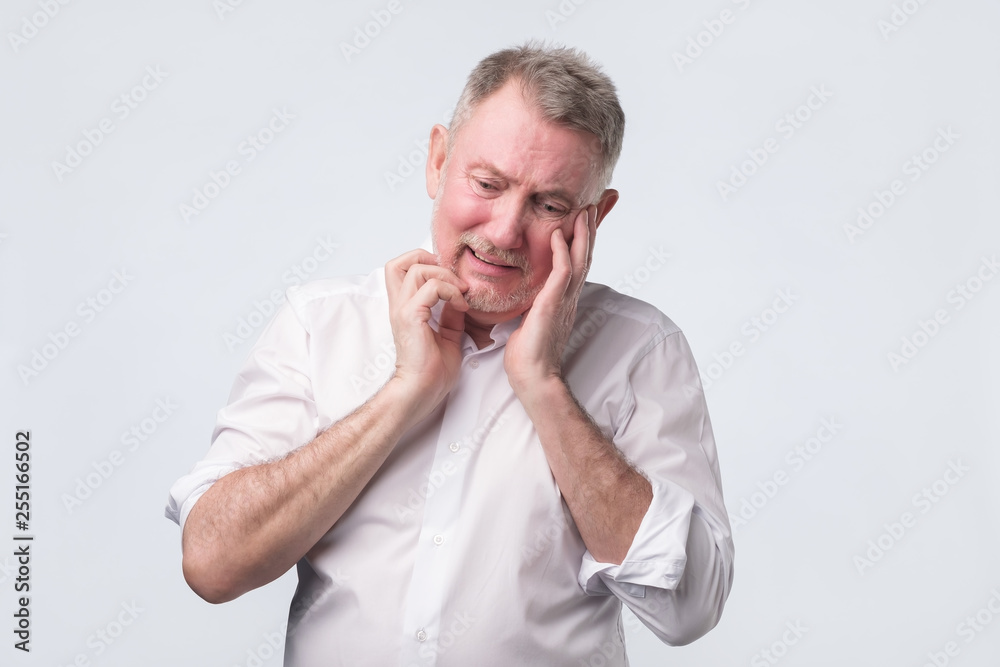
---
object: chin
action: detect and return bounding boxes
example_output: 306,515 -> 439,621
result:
464,282 -> 540,317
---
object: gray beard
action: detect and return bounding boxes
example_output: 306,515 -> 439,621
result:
444,233 -> 538,313
462,275 -> 542,313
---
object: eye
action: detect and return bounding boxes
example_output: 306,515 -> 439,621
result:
470,176 -> 501,195
536,199 -> 568,218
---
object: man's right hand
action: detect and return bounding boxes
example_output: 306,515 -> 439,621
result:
384,249 -> 469,421
182,251 -> 469,604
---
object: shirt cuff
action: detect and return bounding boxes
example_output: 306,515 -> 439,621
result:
164,461 -> 242,529
577,477 -> 694,597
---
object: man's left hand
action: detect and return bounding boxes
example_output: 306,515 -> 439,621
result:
504,204 -> 597,398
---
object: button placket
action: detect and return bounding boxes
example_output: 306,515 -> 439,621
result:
397,347 -> 506,666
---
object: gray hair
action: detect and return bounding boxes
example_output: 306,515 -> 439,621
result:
448,42 -> 625,196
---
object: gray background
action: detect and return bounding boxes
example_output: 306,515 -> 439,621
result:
2,0 -> 999,665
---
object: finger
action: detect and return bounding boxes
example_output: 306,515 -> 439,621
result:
400,279 -> 469,322
438,302 -> 466,345
385,249 -> 439,301
586,204 -> 598,269
547,227 -> 573,301
399,263 -> 468,300
567,208 -> 590,292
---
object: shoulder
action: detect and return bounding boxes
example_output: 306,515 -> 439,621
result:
563,282 -> 687,383
564,283 -> 696,430
286,267 -> 386,309
576,281 -> 682,340
283,267 -> 388,328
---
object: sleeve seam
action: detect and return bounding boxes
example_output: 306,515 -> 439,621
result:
614,326 -> 683,436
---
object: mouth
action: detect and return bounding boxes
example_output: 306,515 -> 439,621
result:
464,246 -> 520,276
470,248 -> 514,267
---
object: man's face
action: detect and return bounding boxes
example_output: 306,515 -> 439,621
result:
427,81 -> 608,327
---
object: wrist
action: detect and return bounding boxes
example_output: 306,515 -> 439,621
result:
383,373 -> 446,426
377,376 -> 423,426
511,373 -> 569,417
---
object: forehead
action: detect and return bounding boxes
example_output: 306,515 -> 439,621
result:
451,83 -> 602,201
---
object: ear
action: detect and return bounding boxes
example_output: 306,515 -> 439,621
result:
425,124 -> 449,199
593,189 -> 619,230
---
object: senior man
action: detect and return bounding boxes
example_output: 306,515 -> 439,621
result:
166,43 -> 733,666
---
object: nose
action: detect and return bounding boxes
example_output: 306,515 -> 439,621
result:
482,196 -> 530,250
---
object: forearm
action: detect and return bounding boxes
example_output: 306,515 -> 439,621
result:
519,377 -> 652,564
182,377 -> 420,603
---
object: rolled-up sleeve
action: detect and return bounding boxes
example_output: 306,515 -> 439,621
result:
577,328 -> 735,645
165,294 -> 319,530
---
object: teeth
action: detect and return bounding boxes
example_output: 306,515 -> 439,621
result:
473,250 -> 498,265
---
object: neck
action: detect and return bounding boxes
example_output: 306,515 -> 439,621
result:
464,318 -> 495,350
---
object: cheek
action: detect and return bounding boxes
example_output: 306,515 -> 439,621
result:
439,183 -> 491,231
458,194 -> 494,229
527,215 -> 579,277
525,226 -> 560,276
434,194 -> 484,254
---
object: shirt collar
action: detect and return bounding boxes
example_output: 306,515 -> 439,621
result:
428,301 -> 523,354
463,314 -> 523,354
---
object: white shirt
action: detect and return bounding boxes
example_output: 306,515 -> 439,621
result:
165,267 -> 734,666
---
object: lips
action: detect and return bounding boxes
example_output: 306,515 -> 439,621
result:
464,246 -> 520,276
470,248 -> 513,268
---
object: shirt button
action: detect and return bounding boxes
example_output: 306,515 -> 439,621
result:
416,629 -> 427,642
468,359 -> 479,369
433,534 -> 445,546
449,442 -> 460,453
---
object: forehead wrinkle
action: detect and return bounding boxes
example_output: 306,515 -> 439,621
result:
466,160 -> 517,184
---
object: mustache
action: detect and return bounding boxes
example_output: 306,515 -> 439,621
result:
456,233 -> 529,271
